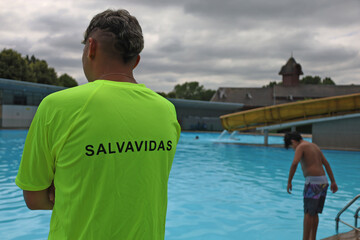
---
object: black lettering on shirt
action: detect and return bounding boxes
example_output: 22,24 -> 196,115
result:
85,145 -> 94,156
117,142 -> 125,153
157,141 -> 165,151
97,143 -> 107,155
85,139 -> 174,157
149,140 -> 156,151
135,141 -> 143,151
108,143 -> 116,154
126,141 -> 134,152
167,141 -> 172,151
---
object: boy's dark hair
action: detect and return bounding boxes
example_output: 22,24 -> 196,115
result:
284,131 -> 303,149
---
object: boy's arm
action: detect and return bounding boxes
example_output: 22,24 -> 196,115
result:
287,146 -> 303,194
320,152 -> 338,193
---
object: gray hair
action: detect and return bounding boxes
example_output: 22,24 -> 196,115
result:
83,9 -> 144,63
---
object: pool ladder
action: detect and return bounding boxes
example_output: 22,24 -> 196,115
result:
335,194 -> 360,233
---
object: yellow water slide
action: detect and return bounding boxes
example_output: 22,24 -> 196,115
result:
220,93 -> 360,131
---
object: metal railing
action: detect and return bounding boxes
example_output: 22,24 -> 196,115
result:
355,206 -> 360,228
335,194 -> 360,233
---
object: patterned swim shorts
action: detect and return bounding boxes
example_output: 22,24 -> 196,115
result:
303,176 -> 329,216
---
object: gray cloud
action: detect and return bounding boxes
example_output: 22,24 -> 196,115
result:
38,34 -> 83,53
0,0 -> 359,92
30,10 -> 85,32
183,0 -> 360,28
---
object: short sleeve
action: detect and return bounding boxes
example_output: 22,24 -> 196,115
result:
15,99 -> 55,191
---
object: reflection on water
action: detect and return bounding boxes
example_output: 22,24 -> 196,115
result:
1,131 -> 359,239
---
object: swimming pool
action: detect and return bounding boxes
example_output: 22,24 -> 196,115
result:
1,130 -> 359,239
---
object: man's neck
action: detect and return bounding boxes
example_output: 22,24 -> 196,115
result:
97,72 -> 137,84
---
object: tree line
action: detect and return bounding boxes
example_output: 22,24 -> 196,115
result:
157,81 -> 216,101
0,49 -> 78,87
1,48 -> 336,100
160,75 -> 336,101
263,76 -> 335,88
0,48 -> 215,99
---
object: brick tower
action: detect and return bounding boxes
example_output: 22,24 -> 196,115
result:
279,57 -> 303,86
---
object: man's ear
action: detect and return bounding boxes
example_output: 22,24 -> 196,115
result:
87,37 -> 97,59
133,55 -> 141,70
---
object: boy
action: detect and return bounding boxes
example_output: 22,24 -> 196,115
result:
284,132 -> 338,240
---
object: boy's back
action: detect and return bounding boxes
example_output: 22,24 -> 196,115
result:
297,141 -> 326,177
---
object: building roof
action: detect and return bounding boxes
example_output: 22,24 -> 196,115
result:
0,78 -> 66,94
211,85 -> 360,107
274,85 -> 360,98
210,87 -> 274,107
279,57 -> 303,75
168,98 -> 244,111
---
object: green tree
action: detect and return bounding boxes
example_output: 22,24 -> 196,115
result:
156,92 -> 168,98
0,48 -> 78,87
30,60 -> 58,85
167,91 -> 176,98
58,73 -> 78,87
300,75 -> 336,85
25,55 -> 34,64
0,49 -> 35,82
202,89 -> 217,101
300,75 -> 322,84
171,81 -> 216,101
322,77 -> 335,85
264,75 -> 335,87
262,81 -> 279,88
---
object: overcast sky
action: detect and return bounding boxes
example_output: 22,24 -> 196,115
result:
1,0 -> 359,92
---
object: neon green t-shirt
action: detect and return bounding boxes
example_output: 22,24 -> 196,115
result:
15,80 -> 181,240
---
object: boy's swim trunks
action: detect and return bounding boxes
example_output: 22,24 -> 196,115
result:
303,176 -> 329,216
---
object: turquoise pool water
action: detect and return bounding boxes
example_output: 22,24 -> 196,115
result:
1,130 -> 359,239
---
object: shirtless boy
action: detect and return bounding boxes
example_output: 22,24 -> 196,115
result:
284,132 -> 338,240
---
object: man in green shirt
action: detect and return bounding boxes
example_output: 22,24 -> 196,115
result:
16,9 -> 180,239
